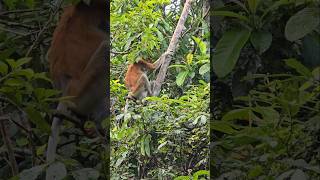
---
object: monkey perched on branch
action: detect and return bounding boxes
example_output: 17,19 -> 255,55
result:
124,58 -> 162,101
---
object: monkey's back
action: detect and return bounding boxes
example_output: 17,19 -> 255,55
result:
124,63 -> 142,92
48,4 -> 106,90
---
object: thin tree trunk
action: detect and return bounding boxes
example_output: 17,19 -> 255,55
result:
153,0 -> 193,96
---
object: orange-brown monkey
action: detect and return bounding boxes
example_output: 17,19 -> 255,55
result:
46,0 -> 108,179
124,59 -> 161,100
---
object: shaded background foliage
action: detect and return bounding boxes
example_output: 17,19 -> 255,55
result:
211,0 -> 320,179
111,0 -> 210,179
0,0 -> 109,179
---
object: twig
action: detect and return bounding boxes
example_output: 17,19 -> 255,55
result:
25,0 -> 63,57
111,50 -> 130,55
0,116 -> 19,176
0,19 -> 37,29
0,8 -> 42,15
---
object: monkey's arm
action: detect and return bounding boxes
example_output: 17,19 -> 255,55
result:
65,40 -> 108,113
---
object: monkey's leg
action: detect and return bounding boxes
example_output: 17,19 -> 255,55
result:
46,41 -> 108,180
141,74 -> 153,96
130,74 -> 153,99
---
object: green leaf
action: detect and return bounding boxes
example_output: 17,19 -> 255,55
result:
25,107 -> 51,133
14,69 -> 34,80
284,58 -> 312,77
72,168 -> 100,180
46,162 -> 67,180
291,169 -> 307,180
277,170 -> 295,179
144,134 -> 151,157
186,53 -> 193,65
250,31 -> 272,54
36,144 -> 47,156
16,137 -> 28,147
212,11 -> 249,22
16,57 -> 31,67
4,78 -> 24,86
192,36 -> 207,55
33,72 -> 51,82
25,0 -> 35,8
140,136 -> 145,156
302,32 -> 320,67
222,109 -> 251,121
193,170 -> 209,179
199,63 -> 210,75
285,7 -> 320,41
248,165 -> 263,178
19,164 -> 46,180
261,0 -> 291,20
253,107 -> 279,122
6,59 -> 17,69
174,176 -> 190,180
176,71 -> 189,86
247,0 -> 260,14
212,28 -> 251,78
0,61 -> 8,75
211,121 -> 237,134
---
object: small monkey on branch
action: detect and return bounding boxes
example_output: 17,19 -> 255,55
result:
124,56 -> 165,101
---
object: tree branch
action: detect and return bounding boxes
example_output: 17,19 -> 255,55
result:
153,0 -> 193,96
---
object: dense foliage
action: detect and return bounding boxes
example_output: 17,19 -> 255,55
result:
212,0 -> 320,179
111,0 -> 210,179
0,0 -> 108,179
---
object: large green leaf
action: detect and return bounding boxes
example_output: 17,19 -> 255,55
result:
284,58 -> 312,78
212,29 -> 251,78
222,108 -> 251,121
193,170 -> 209,179
211,121 -> 237,134
247,0 -> 261,14
46,162 -> 67,180
302,32 -> 320,67
18,164 -> 46,180
285,7 -> 320,41
250,31 -> 272,54
212,11 -> 249,22
72,168 -> 100,180
176,71 -> 189,86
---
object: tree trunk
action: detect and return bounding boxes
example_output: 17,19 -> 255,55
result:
153,0 -> 193,96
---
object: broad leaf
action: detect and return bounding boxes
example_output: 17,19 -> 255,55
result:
19,164 -> 46,180
0,61 -> 8,75
247,0 -> 261,14
212,28 -> 251,78
291,169 -> 307,180
250,31 -> 272,54
285,7 -> 320,41
222,109 -> 251,121
176,71 -> 189,86
199,63 -> 210,75
72,168 -> 100,180
284,58 -> 312,78
193,170 -> 209,179
46,162 -> 67,180
212,11 -> 249,22
211,121 -> 237,134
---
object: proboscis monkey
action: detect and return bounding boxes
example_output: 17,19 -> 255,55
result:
124,59 -> 162,100
46,0 -> 108,179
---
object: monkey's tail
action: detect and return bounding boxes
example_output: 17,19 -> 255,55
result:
46,103 -> 64,180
